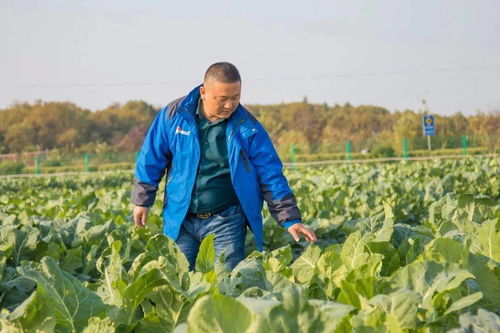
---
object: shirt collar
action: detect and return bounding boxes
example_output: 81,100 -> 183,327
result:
196,97 -> 225,125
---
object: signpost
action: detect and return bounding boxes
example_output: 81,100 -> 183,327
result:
346,141 -> 352,161
84,153 -> 89,172
422,115 -> 435,151
35,156 -> 40,175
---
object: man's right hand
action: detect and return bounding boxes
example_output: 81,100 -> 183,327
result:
133,206 -> 149,227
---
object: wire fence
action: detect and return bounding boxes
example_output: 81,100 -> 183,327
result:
279,135 -> 497,163
1,153 -> 498,179
0,135 -> 497,176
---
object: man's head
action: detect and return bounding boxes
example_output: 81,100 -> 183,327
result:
200,62 -> 241,122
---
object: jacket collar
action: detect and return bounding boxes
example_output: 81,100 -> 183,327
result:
178,84 -> 202,119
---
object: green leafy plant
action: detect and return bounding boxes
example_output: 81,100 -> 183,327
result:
0,158 -> 498,331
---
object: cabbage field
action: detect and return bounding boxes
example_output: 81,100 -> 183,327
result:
0,158 -> 499,332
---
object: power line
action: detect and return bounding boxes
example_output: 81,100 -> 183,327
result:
255,65 -> 500,81
3,65 -> 500,89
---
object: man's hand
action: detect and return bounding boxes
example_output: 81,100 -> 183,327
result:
287,223 -> 317,243
133,206 -> 149,227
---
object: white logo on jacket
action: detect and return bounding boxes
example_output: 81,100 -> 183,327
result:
175,126 -> 190,135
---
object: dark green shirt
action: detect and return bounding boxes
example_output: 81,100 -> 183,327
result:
188,99 -> 239,214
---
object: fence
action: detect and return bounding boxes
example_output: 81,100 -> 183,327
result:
0,135 -> 497,175
280,135 -> 497,164
0,151 -> 137,175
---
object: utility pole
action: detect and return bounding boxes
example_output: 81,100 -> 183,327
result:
422,94 -> 432,151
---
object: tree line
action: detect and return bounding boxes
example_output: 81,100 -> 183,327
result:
0,99 -> 498,155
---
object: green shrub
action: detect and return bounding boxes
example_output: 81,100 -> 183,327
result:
41,159 -> 62,167
98,162 -> 134,171
24,165 -> 88,174
0,161 -> 25,175
408,147 -> 487,157
372,145 -> 396,158
24,163 -> 132,174
291,146 -> 489,162
293,152 -> 367,162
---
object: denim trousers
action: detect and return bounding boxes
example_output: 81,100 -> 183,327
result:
175,204 -> 247,271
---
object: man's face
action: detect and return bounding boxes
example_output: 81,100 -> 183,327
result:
200,80 -> 241,121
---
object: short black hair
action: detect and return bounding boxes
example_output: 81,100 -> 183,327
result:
204,62 -> 241,83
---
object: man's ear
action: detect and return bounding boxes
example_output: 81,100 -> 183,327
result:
200,85 -> 205,100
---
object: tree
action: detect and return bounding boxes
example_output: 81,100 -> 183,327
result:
394,111 -> 422,150
56,128 -> 80,149
4,122 -> 36,152
89,100 -> 157,144
479,111 -> 500,153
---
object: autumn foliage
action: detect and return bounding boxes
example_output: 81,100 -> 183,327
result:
0,100 -> 498,154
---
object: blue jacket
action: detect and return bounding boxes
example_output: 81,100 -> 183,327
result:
131,85 -> 301,251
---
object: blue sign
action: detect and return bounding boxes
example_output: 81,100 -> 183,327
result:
423,115 -> 436,136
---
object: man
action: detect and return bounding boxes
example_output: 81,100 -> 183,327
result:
131,62 -> 316,270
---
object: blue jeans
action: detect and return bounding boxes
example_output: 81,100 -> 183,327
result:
175,204 -> 247,271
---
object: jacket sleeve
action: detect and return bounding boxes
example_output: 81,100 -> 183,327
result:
131,107 -> 172,207
247,121 -> 302,228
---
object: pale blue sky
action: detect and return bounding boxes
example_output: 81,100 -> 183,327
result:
1,0 -> 499,115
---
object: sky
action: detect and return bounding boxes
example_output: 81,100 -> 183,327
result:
1,0 -> 499,116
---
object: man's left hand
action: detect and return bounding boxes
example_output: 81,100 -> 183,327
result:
287,223 -> 317,243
